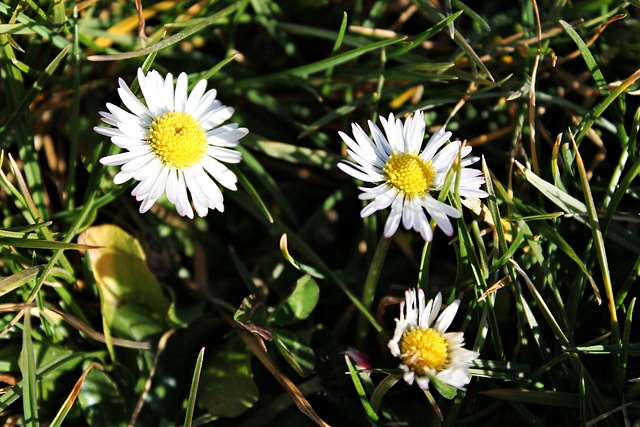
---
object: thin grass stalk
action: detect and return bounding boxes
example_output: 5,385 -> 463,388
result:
356,236 -> 391,349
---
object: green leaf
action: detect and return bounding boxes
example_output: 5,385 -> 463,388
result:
279,234 -> 325,279
85,225 -> 170,353
198,337 -> 259,418
77,368 -> 127,427
428,373 -> 459,400
270,275 -> 320,326
233,294 -> 272,340
272,328 -> 315,377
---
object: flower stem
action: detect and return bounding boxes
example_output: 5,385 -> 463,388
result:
356,236 -> 391,349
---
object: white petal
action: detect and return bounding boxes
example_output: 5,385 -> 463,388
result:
186,79 -> 208,114
207,126 -> 248,147
380,113 -> 402,153
193,165 -> 224,205
174,172 -> 193,218
165,169 -> 179,204
207,146 -> 242,163
337,161 -> 380,183
415,376 -> 431,390
115,168 -> 141,184
200,105 -> 233,128
109,136 -> 148,149
352,123 -> 384,165
94,126 -> 126,139
117,79 -> 150,119
422,196 -> 461,219
138,69 -> 164,116
100,150 -> 144,166
357,183 -> 391,201
404,110 -> 425,153
174,72 -> 188,112
383,196 -> 403,237
183,168 -> 210,217
430,206 -> 455,236
163,72 -> 174,112
147,165 -> 171,200
202,156 -> 238,190
135,195 -> 153,213
434,299 -> 460,333
422,292 -> 442,329
431,140 -> 462,170
119,152 -> 156,174
420,128 -> 452,162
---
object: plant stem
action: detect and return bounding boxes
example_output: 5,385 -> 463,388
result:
356,236 -> 391,349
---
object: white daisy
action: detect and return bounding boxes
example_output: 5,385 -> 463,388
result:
94,68 -> 248,218
338,110 -> 487,241
388,289 -> 479,391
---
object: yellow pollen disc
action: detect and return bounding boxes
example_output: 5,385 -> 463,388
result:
400,327 -> 448,372
147,111 -> 207,169
383,152 -> 435,196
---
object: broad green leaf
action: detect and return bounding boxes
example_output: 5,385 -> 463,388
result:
270,275 -> 320,326
233,294 -> 272,340
85,225 -> 169,348
272,328 -> 315,378
77,368 -> 127,427
50,363 -> 102,427
32,343 -> 76,410
109,304 -> 166,342
198,337 -> 259,418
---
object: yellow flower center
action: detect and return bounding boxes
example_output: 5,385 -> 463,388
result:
383,152 -> 435,196
400,327 -> 448,372
147,111 -> 207,169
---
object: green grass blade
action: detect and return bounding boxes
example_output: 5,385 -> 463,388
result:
344,354 -> 378,421
572,68 -> 640,147
184,348 -> 205,427
559,20 -> 607,90
0,354 -> 84,410
570,136 -> 618,339
0,237 -> 98,250
21,310 -> 39,427
321,12 -> 348,97
280,36 -> 405,78
87,4 -> 239,61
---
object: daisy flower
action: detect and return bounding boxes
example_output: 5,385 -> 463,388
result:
388,289 -> 479,391
338,110 -> 487,241
94,68 -> 248,218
